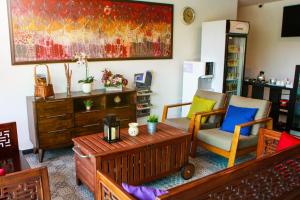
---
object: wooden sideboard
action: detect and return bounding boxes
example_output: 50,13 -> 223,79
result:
26,88 -> 136,162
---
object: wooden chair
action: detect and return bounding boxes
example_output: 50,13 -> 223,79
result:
0,166 -> 51,200
162,90 -> 226,133
0,122 -> 22,173
191,95 -> 273,168
0,122 -> 19,154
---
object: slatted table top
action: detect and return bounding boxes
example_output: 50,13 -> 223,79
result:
72,123 -> 191,157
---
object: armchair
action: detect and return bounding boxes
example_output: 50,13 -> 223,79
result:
191,95 -> 273,168
162,90 -> 226,133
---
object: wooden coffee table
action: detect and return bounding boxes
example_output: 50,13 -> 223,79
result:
72,123 -> 194,195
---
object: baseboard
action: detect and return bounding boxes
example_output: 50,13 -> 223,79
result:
22,149 -> 34,154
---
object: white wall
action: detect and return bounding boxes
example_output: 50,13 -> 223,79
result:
0,0 -> 237,150
238,0 -> 300,82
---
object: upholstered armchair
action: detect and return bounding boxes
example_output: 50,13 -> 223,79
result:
191,95 -> 273,168
162,90 -> 227,133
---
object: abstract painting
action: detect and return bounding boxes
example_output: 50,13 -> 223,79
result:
7,0 -> 173,65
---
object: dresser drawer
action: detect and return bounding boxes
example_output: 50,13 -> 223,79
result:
36,99 -> 73,118
38,114 -> 73,133
73,124 -> 103,137
39,129 -> 71,148
75,110 -> 105,127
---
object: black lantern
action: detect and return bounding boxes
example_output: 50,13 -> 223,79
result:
103,115 -> 121,143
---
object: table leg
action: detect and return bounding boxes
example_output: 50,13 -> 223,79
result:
33,148 -> 38,154
76,176 -> 82,185
38,149 -> 44,163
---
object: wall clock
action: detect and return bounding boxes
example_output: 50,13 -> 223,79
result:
183,7 -> 195,25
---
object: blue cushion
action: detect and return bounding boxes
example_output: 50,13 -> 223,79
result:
220,105 -> 258,136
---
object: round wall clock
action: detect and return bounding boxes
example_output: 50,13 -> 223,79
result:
183,7 -> 195,25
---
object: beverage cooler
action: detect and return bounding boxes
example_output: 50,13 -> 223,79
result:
225,35 -> 247,95
201,20 -> 249,96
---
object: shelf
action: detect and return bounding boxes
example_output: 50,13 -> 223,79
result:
226,90 -> 237,93
109,105 -> 130,109
137,113 -> 150,118
75,108 -> 103,114
226,79 -> 238,81
137,92 -> 152,97
137,107 -> 151,111
227,65 -> 238,68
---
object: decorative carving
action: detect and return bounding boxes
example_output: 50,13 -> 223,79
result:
206,158 -> 300,200
263,137 -> 279,156
0,130 -> 11,148
103,185 -> 119,200
0,177 -> 40,200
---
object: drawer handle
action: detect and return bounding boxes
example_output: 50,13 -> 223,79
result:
83,123 -> 100,128
48,129 -> 67,134
73,146 -> 91,158
114,106 -> 129,109
46,114 -> 67,119
119,118 -> 130,122
47,100 -> 65,103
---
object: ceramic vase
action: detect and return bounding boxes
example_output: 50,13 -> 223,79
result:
147,122 -> 157,135
128,123 -> 139,136
82,83 -> 92,93
86,106 -> 91,111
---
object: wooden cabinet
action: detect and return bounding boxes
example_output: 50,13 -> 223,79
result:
27,88 -> 136,162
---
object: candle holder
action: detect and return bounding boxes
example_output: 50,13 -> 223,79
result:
103,114 -> 121,143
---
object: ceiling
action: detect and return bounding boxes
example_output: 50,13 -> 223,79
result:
238,0 -> 283,7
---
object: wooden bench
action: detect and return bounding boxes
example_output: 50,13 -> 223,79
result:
95,129 -> 300,200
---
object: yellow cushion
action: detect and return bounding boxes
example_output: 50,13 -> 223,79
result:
187,96 -> 216,123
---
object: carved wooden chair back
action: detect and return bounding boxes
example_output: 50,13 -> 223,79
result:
0,122 -> 19,155
0,167 -> 51,200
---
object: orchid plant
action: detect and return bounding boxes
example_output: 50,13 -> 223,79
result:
74,52 -> 94,84
101,69 -> 128,87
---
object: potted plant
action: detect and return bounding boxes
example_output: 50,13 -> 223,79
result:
75,52 -> 94,93
83,99 -> 93,111
101,69 -> 128,91
147,115 -> 158,135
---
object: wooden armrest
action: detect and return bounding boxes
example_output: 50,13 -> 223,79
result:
165,102 -> 192,108
96,172 -> 135,200
236,117 -> 273,129
227,118 -> 273,167
162,102 -> 192,122
194,109 -> 226,118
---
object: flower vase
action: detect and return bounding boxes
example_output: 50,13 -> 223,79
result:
82,83 -> 92,93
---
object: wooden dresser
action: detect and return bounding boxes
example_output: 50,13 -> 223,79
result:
26,88 -> 136,162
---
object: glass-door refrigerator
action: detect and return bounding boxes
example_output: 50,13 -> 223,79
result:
224,36 -> 247,96
200,20 -> 249,95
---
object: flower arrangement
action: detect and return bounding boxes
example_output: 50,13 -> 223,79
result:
74,52 -> 94,84
101,69 -> 128,88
